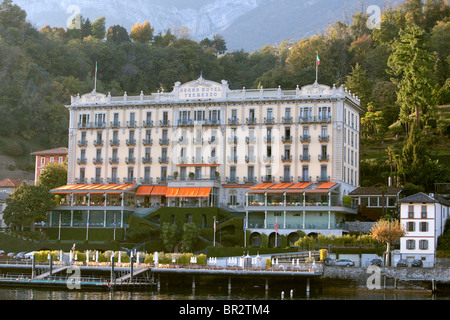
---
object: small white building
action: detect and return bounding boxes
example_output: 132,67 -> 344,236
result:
398,192 -> 450,267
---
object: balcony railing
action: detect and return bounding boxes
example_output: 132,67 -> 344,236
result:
142,156 -> 152,164
126,121 -> 136,128
300,155 -> 310,161
123,177 -> 136,184
192,156 -> 203,164
300,135 -> 311,142
318,115 -> 331,122
228,117 -> 239,125
246,136 -> 256,144
193,137 -> 203,144
159,120 -> 170,127
110,139 -> 120,146
142,138 -> 153,146
159,156 -> 169,164
107,177 -> 120,184
143,120 -> 153,127
77,158 -> 87,165
159,138 -> 169,145
109,157 -> 119,164
125,157 -> 135,164
281,155 -> 292,162
227,156 -> 238,163
299,116 -> 315,123
245,155 -> 255,163
92,122 -> 106,129
246,117 -> 257,125
126,139 -> 136,146
205,119 -> 220,126
91,177 -> 103,184
264,117 -> 275,124
78,140 -> 87,147
280,176 -> 293,182
208,156 -> 218,164
93,157 -> 103,164
282,136 -> 292,143
318,135 -> 329,142
317,175 -> 330,182
318,154 -> 329,161
93,139 -> 103,147
208,137 -> 218,144
263,155 -> 274,162
178,119 -> 193,126
140,177 -> 153,184
228,136 -> 238,144
282,116 -> 293,124
264,136 -> 274,144
110,121 -> 120,128
298,176 -> 312,182
244,176 -> 257,183
226,176 -> 239,183
261,176 -> 275,183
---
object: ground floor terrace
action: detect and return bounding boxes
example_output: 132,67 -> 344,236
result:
244,182 -> 357,238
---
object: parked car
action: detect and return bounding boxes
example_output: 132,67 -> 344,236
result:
6,252 -> 16,258
335,259 -> 354,267
324,258 -> 335,266
14,252 -> 26,260
370,258 -> 382,267
411,259 -> 423,267
396,259 -> 408,267
0,250 -> 5,255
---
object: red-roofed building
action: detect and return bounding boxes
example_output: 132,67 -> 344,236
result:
31,147 -> 68,183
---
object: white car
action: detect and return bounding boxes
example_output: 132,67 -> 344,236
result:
334,259 -> 354,267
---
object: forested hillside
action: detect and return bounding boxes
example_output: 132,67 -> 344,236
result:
0,0 -> 448,190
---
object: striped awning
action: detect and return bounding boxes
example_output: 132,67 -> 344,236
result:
165,187 -> 179,197
52,184 -> 136,194
136,186 -> 153,195
150,186 -> 168,195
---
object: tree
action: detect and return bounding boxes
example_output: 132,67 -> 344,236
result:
130,21 -> 154,44
0,0 -> 27,29
2,183 -> 55,231
37,162 -> 67,190
106,25 -> 130,43
91,16 -> 106,40
370,219 -> 406,266
344,63 -> 372,110
387,25 -> 436,129
182,223 -> 199,252
161,223 -> 180,252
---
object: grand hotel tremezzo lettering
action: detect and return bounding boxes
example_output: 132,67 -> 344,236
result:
178,84 -> 223,100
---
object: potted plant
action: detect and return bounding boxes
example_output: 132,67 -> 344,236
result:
173,171 -> 179,180
189,172 -> 195,180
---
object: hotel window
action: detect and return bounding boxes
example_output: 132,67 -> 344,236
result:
267,145 -> 272,157
318,106 -> 330,121
127,167 -> 134,181
302,145 -> 309,159
407,221 -> 415,232
419,222 -> 428,232
144,167 -> 151,181
421,205 -> 427,218
95,167 -> 101,180
146,111 -> 152,123
209,109 -> 220,122
231,109 -> 238,121
79,114 -> 89,126
129,112 -> 135,126
94,113 -> 106,126
248,108 -> 255,121
180,167 -> 187,180
284,145 -> 291,158
111,167 -> 118,182
419,240 -> 428,250
161,166 -> 167,181
303,126 -> 309,136
283,165 -> 290,181
408,205 -> 414,218
300,107 -> 312,121
266,127 -> 272,141
302,165 -> 309,182
406,239 -> 415,250
267,108 -> 273,120
145,147 -> 151,158
210,166 -> 217,180
194,110 -> 205,121
79,167 -> 85,182
129,130 -> 135,143
211,146 -> 216,158
247,166 -> 254,180
180,110 -> 190,121
230,166 -> 236,181
320,165 -> 328,180
162,111 -> 168,122
321,126 -> 328,137
321,145 -> 328,157
265,165 -> 272,180
41,157 -> 45,166
113,113 -> 119,126
285,107 -> 291,119
195,167 -> 201,179
112,148 -> 118,161
96,148 -> 102,160
145,129 -> 152,141
162,129 -> 168,140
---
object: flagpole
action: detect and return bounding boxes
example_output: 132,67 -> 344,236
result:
86,212 -> 89,241
58,214 -> 61,241
113,214 -> 116,241
275,218 -> 278,248
315,51 -> 318,84
213,216 -> 216,247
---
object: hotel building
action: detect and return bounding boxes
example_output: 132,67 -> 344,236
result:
50,76 -> 362,242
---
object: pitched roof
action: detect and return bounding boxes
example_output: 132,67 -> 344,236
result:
0,178 -> 23,188
398,192 -> 438,204
349,187 -> 402,196
30,147 -> 68,156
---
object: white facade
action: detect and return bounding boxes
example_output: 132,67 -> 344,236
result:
399,193 -> 450,267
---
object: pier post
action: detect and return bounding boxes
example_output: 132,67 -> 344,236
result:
306,278 -> 310,297
49,255 -> 53,278
157,274 -> 160,292
228,277 -> 231,293
130,252 -> 134,282
265,278 -> 269,292
32,254 -> 36,279
110,255 -> 115,284
192,276 -> 196,290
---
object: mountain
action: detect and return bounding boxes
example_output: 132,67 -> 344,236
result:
13,0 -> 399,51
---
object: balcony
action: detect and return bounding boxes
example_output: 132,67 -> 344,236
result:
246,117 -> 257,125
300,135 -> 311,143
93,157 -> 103,165
142,138 -> 153,146
178,156 -> 188,164
126,121 -> 137,128
142,156 -> 152,164
109,157 -> 119,165
281,155 -> 292,162
244,176 -> 257,184
159,138 -> 169,145
110,139 -> 120,147
318,154 -> 329,161
192,156 -> 203,164
110,121 -> 120,128
159,120 -> 170,127
193,137 -> 203,144
93,122 -> 106,129
317,176 -> 330,182
159,156 -> 169,164
227,156 -> 238,163
226,176 -> 239,183
75,177 -> 87,184
300,155 -> 310,161
318,135 -> 329,142
264,136 -> 274,144
318,115 -> 331,123
78,122 -> 91,129
264,117 -> 275,124
208,156 -> 218,164
91,177 -> 103,184
78,140 -> 87,147
205,119 -> 221,126
263,155 -> 274,162
77,158 -> 87,165
299,116 -> 315,123
246,136 -> 256,144
126,139 -> 136,146
178,137 -> 188,145
228,117 -> 239,125
228,136 -> 238,144
282,136 -> 292,143
178,119 -> 193,126
282,116 -> 293,124
299,176 -> 312,182
140,177 -> 153,184
123,177 -> 136,184
143,120 -> 153,127
280,176 -> 293,183
125,157 -> 135,164
261,176 -> 275,183
245,155 -> 255,163
107,177 -> 120,184
93,139 -> 103,147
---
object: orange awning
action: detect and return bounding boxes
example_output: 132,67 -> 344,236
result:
177,187 -> 199,197
269,183 -> 293,189
136,186 -> 153,195
151,186 -> 168,195
249,183 -> 275,190
287,182 -> 312,189
52,183 -> 136,193
165,187 -> 179,197
197,187 -> 211,197
316,182 -> 337,189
